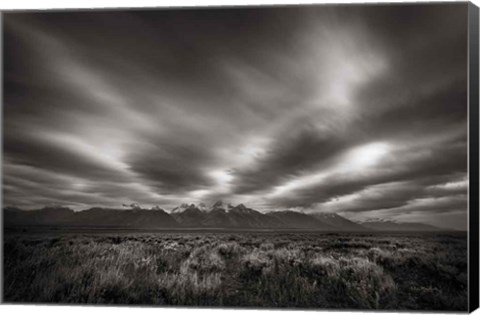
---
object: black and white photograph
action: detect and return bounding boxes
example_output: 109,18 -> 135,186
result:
2,1 -> 479,312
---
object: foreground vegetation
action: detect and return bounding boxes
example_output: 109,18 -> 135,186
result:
3,231 -> 468,310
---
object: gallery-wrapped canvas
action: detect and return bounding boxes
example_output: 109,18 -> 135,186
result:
1,1 -> 479,313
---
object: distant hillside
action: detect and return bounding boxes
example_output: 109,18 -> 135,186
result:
171,204 -> 206,226
3,202 -> 443,231
4,206 -> 178,228
359,219 -> 441,231
4,206 -> 74,226
73,207 -> 178,228
311,213 -> 368,231
266,211 -> 335,230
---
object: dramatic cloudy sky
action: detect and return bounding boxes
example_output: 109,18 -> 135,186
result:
3,3 -> 469,229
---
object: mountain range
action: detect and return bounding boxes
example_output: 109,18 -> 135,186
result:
3,201 -> 443,231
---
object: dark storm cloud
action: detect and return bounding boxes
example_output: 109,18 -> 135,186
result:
4,129 -> 128,182
316,174 -> 467,214
3,164 -> 113,208
230,75 -> 467,196
268,139 -> 466,207
2,4 -> 469,228
229,4 -> 468,194
230,123 -> 355,194
126,136 -> 220,193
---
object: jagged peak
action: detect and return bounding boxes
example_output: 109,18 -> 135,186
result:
171,203 -> 209,214
171,203 -> 192,213
122,203 -> 141,210
212,200 -> 224,208
230,203 -> 254,213
211,200 -> 233,210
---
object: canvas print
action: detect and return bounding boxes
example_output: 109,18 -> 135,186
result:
2,2 -> 479,312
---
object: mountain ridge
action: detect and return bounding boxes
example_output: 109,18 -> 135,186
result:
3,202 -> 444,231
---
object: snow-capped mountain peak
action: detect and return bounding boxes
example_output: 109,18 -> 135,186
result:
171,203 -> 193,213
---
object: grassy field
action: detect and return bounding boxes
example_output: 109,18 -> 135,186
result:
3,231 -> 468,310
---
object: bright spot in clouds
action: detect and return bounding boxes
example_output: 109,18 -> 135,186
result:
340,142 -> 390,172
39,131 -> 130,172
209,169 -> 234,189
270,142 -> 390,197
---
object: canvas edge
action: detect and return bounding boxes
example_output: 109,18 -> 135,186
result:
0,9 -> 5,305
0,2 -> 476,313
468,1 -> 480,313
0,1 -> 472,14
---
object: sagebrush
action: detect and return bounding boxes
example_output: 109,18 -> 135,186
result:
3,231 -> 467,310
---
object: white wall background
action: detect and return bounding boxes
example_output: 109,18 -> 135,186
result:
0,1 -> 478,315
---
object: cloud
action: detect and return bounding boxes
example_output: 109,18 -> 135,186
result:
230,124 -> 354,194
265,138 -> 466,209
2,5 -> 469,229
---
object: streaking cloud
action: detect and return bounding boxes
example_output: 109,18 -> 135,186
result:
3,4 -> 468,229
